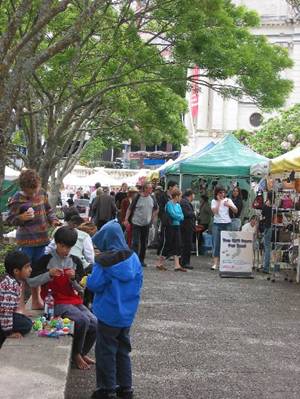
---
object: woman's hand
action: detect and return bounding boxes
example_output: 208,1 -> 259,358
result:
19,210 -> 34,222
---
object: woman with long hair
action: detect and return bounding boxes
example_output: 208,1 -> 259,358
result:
230,186 -> 243,231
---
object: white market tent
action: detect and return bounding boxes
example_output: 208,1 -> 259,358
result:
5,166 -> 20,181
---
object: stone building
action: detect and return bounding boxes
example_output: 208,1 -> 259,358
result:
184,0 -> 300,150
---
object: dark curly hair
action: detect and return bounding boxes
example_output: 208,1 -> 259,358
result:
19,169 -> 41,190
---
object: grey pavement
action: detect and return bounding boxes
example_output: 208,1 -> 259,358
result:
0,329 -> 72,399
66,252 -> 300,399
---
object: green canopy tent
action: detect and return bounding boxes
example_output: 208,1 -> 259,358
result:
179,134 -> 268,177
164,141 -> 216,176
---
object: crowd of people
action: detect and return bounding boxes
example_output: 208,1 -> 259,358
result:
0,168 -> 264,399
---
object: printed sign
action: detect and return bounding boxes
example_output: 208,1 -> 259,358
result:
220,231 -> 254,277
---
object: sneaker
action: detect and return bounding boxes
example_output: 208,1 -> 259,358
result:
116,387 -> 134,399
91,390 -> 117,399
211,264 -> 218,270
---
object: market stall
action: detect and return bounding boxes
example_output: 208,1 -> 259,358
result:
267,147 -> 300,283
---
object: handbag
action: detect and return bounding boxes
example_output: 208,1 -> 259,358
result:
280,196 -> 294,209
252,193 -> 263,210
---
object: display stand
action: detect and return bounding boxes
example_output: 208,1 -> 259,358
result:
269,188 -> 298,283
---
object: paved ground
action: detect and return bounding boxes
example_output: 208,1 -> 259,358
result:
66,252 -> 300,399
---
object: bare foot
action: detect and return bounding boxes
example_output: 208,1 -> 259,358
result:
74,354 -> 90,370
82,355 -> 95,365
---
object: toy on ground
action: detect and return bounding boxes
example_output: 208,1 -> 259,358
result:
33,316 -> 74,338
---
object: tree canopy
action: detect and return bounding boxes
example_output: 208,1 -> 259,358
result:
0,0 -> 295,204
234,104 -> 300,159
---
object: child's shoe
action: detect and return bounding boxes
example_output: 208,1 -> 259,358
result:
116,387 -> 134,399
91,390 -> 117,399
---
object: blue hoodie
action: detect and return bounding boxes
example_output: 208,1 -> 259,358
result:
87,220 -> 143,328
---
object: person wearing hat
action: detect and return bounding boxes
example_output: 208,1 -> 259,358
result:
120,187 -> 138,246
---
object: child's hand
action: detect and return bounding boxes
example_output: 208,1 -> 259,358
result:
52,220 -> 62,227
8,332 -> 22,339
64,269 -> 75,279
49,268 -> 63,277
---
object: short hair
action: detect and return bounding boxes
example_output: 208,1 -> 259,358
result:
5,251 -> 30,276
142,182 -> 152,191
54,226 -> 77,247
67,198 -> 74,206
95,182 -> 101,189
184,189 -> 194,198
69,215 -> 84,227
167,180 -> 178,190
64,208 -> 79,222
214,186 -> 226,200
250,215 -> 258,222
19,169 -> 41,190
171,189 -> 182,199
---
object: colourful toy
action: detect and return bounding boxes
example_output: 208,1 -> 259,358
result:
33,316 -> 73,338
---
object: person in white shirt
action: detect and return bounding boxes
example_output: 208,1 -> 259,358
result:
211,186 -> 237,270
242,215 -> 258,234
89,182 -> 101,205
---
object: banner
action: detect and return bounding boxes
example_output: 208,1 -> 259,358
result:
190,66 -> 199,119
220,231 -> 254,278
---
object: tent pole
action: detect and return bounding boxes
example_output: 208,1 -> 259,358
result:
179,174 -> 182,190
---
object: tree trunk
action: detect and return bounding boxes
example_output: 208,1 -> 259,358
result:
48,181 -> 61,208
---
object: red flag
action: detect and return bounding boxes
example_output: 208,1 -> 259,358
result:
190,66 -> 199,119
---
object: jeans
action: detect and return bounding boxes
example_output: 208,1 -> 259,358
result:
54,303 -> 97,356
212,223 -> 232,257
95,321 -> 132,393
131,224 -> 150,263
263,226 -> 272,272
0,312 -> 32,348
231,218 -> 241,231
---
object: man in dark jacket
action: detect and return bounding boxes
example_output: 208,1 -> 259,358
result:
180,189 -> 195,269
92,187 -> 117,230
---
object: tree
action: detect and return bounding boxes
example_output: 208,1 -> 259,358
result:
2,0 -> 294,205
234,104 -> 300,159
0,0 -> 115,199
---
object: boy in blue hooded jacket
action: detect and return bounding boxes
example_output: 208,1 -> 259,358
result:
88,220 -> 143,399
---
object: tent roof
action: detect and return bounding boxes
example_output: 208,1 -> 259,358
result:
270,146 -> 300,174
164,141 -> 216,175
178,134 -> 268,176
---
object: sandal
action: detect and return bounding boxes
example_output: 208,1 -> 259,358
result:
156,264 -> 167,271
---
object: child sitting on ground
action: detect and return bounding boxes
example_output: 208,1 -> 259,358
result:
87,220 -> 143,399
0,251 -> 33,348
27,226 -> 97,370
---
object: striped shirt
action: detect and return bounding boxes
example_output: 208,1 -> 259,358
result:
7,189 -> 57,247
0,275 -> 21,333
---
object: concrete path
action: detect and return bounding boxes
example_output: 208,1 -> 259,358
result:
66,253 -> 300,399
0,329 -> 72,399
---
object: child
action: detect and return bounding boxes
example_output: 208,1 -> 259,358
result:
7,169 -> 61,309
27,226 -> 97,370
0,251 -> 33,348
87,220 -> 143,399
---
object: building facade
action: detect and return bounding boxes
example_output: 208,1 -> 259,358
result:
184,0 -> 300,151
